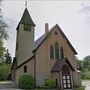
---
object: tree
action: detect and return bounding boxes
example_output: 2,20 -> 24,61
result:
84,55 -> 90,61
76,58 -> 83,71
0,1 -> 8,40
5,49 -> 12,64
0,40 -> 5,63
0,63 -> 11,80
0,0 -> 8,63
82,55 -> 90,71
80,55 -> 90,79
0,1 -> 11,81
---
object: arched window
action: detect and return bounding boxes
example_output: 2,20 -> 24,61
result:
50,45 -> 54,59
55,42 -> 59,59
23,65 -> 27,73
60,47 -> 64,58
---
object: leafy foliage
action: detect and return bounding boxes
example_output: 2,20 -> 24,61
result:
0,4 -> 8,40
75,86 -> 85,90
5,49 -> 12,64
0,63 -> 11,80
0,1 -> 11,82
76,55 -> 90,79
0,40 -> 5,63
0,0 -> 8,64
76,58 -> 83,71
18,74 -> 35,89
44,78 -> 56,88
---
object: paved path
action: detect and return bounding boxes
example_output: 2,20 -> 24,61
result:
82,80 -> 90,90
0,81 -> 16,89
0,80 -> 90,90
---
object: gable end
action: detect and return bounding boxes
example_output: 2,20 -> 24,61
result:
33,24 -> 77,55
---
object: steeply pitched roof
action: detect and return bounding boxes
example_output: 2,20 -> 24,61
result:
34,33 -> 48,51
34,24 -> 77,55
16,8 -> 35,30
51,58 -> 75,72
20,8 -> 35,25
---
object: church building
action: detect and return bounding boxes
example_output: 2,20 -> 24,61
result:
12,7 -> 81,89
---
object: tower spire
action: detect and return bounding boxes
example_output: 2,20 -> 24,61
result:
25,0 -> 28,8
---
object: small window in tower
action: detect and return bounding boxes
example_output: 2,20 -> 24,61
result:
24,66 -> 27,73
54,31 -> 58,35
24,24 -> 31,31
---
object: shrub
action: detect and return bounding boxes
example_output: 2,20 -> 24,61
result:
84,71 -> 90,79
18,74 -> 35,89
0,64 -> 11,81
44,78 -> 56,88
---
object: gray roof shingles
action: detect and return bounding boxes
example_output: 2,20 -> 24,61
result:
34,33 -> 48,51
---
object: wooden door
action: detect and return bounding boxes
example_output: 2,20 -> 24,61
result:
62,65 -> 72,89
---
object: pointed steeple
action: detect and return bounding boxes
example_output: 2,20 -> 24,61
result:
20,8 -> 35,26
16,7 -> 35,30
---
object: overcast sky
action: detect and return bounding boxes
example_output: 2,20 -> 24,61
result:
1,0 -> 90,60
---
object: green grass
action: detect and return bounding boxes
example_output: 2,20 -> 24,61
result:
82,79 -> 90,81
75,86 -> 85,90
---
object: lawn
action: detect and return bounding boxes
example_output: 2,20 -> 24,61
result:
75,86 -> 85,90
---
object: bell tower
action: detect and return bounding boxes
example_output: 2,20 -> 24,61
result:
16,7 -> 35,66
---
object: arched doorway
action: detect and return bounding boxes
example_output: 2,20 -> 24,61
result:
62,65 -> 72,89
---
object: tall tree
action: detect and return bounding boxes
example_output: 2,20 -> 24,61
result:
0,1 -> 8,40
76,58 -> 83,71
0,0 -> 8,63
84,56 -> 90,61
83,55 -> 90,70
5,49 -> 12,64
0,40 -> 5,63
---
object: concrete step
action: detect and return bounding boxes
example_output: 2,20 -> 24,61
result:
0,81 -> 16,89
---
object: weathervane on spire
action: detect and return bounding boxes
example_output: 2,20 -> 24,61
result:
25,0 -> 28,8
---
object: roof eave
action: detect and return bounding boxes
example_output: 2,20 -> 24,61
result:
16,22 -> 36,31
16,55 -> 35,69
56,24 -> 77,55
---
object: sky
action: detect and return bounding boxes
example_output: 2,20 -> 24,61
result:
1,0 -> 90,60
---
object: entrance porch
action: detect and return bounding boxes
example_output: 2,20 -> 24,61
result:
51,58 -> 75,90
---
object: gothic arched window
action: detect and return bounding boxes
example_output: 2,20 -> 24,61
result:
50,45 -> 54,59
55,42 -> 59,59
60,47 -> 64,58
